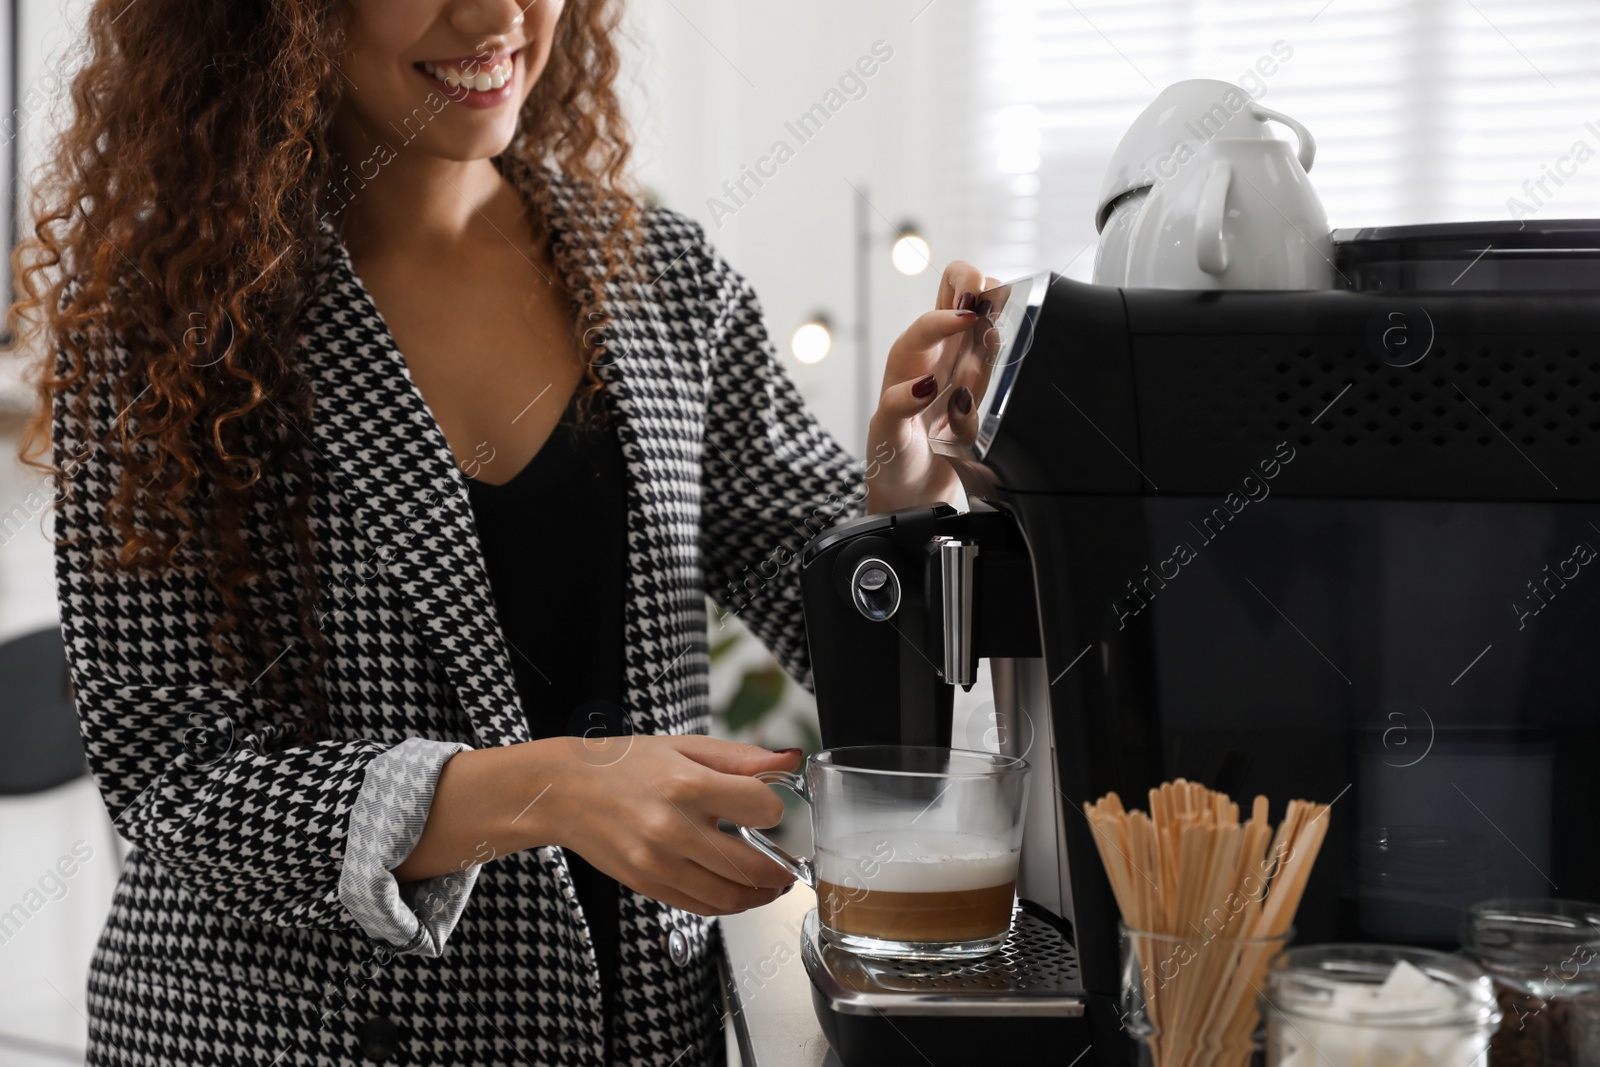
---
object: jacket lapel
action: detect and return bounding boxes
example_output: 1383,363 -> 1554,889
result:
523,159 -> 711,739
302,214 -> 530,750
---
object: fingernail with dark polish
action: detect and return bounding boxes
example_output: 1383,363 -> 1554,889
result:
912,374 -> 937,399
974,298 -> 993,319
956,291 -> 976,312
952,386 -> 973,415
780,883 -> 794,895
771,747 -> 802,756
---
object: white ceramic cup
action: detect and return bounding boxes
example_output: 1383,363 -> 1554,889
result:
1092,188 -> 1149,285
1095,79 -> 1317,232
1123,136 -> 1333,290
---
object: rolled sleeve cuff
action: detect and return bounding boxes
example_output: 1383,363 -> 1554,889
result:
339,737 -> 481,958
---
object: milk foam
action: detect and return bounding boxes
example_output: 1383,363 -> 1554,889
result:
815,829 -> 1019,893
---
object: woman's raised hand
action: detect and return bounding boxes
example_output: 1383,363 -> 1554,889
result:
865,260 -> 1001,515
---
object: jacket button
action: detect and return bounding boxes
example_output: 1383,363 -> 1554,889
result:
356,1016 -> 402,1061
665,927 -> 690,965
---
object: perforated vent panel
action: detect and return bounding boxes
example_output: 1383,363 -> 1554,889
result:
1132,334 -> 1600,499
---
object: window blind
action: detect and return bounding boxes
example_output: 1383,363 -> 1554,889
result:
972,0 -> 1600,283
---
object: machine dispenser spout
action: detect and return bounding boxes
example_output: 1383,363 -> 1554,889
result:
937,538 -> 980,688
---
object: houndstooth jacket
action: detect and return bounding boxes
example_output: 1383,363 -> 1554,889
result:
52,152 -> 865,1066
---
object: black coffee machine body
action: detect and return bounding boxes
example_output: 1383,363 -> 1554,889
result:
798,224 -> 1600,1066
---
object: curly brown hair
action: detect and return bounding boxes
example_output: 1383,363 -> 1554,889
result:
8,0 -> 641,737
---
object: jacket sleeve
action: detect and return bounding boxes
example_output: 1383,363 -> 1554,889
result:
51,329 -> 477,955
695,230 -> 868,691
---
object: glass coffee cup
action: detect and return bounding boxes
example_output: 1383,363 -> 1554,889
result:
736,745 -> 1030,960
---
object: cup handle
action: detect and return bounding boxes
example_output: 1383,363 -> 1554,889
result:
1194,160 -> 1234,277
1249,102 -> 1317,172
736,770 -> 816,889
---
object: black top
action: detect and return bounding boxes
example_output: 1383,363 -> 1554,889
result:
464,389 -> 629,1029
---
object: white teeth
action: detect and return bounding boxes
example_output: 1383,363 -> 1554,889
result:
421,56 -> 513,92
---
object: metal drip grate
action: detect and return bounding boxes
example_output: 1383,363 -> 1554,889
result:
800,907 -> 1086,1017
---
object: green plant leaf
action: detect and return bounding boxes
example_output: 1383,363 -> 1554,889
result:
721,665 -> 786,732
708,632 -> 741,663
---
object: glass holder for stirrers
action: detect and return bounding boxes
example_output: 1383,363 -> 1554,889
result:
1084,783 -> 1332,1067
1121,923 -> 1295,1067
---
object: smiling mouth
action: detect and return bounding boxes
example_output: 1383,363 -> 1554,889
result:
414,48 -> 520,94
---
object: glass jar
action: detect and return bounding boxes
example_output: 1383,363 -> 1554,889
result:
1262,944 -> 1501,1067
1461,898 -> 1600,1067
1120,923 -> 1295,1067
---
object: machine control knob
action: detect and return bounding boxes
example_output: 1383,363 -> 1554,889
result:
850,557 -> 902,621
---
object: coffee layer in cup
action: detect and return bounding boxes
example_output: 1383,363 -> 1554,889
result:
814,829 -> 1019,943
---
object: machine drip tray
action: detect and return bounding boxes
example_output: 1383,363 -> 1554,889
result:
800,903 -> 1087,1017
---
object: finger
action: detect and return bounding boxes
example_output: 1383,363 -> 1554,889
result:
630,877 -> 724,917
673,736 -> 802,778
656,804 -> 796,889
945,343 -> 991,443
946,382 -> 980,445
972,278 -> 1011,383
936,260 -> 987,311
691,828 -> 798,890
651,752 -> 795,863
652,753 -> 792,836
630,872 -> 778,918
969,275 -> 1005,321
894,307 -> 981,355
663,858 -> 788,915
950,276 -> 1009,415
872,371 -> 941,427
696,772 -> 791,830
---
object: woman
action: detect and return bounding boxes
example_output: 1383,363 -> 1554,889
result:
13,1 -> 994,1064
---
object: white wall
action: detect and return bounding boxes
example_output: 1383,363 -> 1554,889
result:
617,1 -> 986,455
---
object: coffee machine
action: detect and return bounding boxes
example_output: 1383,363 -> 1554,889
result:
796,223 -> 1600,1066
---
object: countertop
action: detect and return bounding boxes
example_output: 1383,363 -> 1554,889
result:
719,884 -> 841,1067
